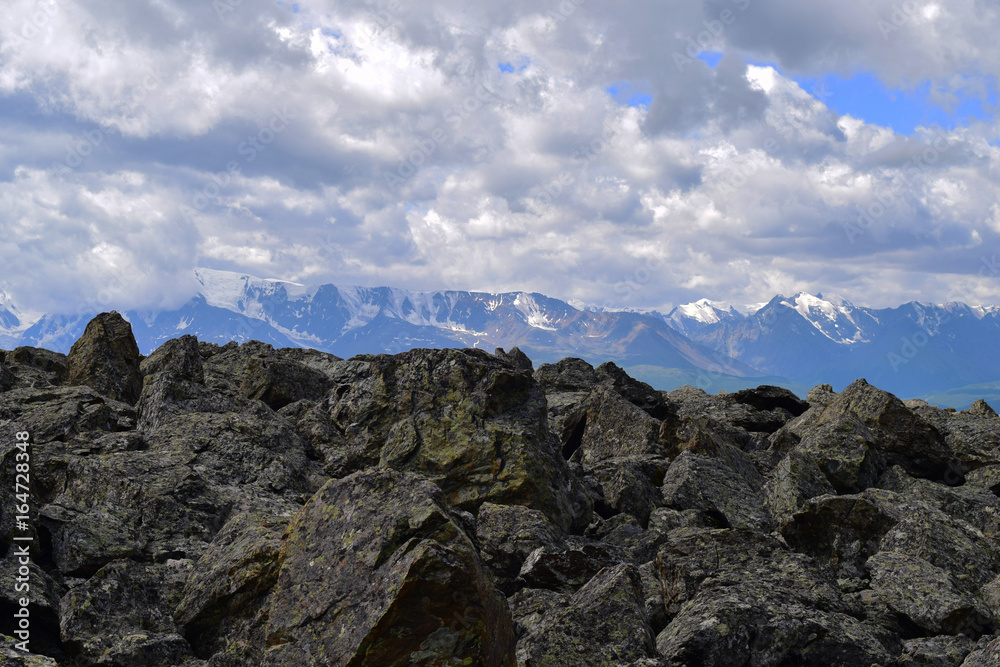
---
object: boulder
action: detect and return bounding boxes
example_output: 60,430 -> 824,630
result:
0,362 -> 13,393
238,353 -> 333,410
319,348 -> 588,531
140,335 -> 204,383
898,635 -> 976,666
866,551 -> 993,636
65,312 -> 143,405
476,502 -> 565,593
654,528 -> 897,665
0,635 -> 60,666
963,635 -> 1000,666
0,554 -> 64,660
494,346 -> 533,372
174,512 -> 289,662
661,451 -> 771,532
577,386 -> 666,463
5,348 -> 68,388
59,560 -> 193,667
584,456 -> 668,525
263,470 -> 516,666
517,542 -> 619,592
516,564 -> 658,666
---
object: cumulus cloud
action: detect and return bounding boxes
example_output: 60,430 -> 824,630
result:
1,0 -> 999,315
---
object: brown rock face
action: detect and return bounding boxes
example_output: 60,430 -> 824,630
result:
66,312 -> 143,404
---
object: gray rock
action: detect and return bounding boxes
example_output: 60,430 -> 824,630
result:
66,312 -> 143,405
898,635 -> 976,666
516,564 -> 657,667
263,470 -> 516,666
867,551 -> 993,636
59,560 -> 194,666
661,450 -> 771,532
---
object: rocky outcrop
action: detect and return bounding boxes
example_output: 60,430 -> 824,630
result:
4,314 -> 1000,666
65,312 -> 143,405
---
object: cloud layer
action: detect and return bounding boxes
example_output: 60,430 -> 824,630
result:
2,0 -> 999,315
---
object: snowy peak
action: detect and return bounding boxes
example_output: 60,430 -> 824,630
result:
773,292 -> 868,345
666,298 -> 744,334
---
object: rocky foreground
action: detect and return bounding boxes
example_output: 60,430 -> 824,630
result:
3,313 -> 1000,666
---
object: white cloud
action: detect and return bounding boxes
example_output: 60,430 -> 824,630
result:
0,0 -> 999,316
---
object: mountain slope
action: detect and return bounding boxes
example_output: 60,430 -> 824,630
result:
4,268 -> 758,379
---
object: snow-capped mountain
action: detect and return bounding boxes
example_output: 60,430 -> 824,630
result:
5,275 -> 999,402
666,292 -> 1000,396
7,269 -> 756,379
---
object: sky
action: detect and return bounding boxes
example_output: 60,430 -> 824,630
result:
2,0 -> 1000,317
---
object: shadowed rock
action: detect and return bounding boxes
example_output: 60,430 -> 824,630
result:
263,470 -> 516,666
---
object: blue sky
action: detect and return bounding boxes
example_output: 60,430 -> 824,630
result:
2,0 -> 1000,317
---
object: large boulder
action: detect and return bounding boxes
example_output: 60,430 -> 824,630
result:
140,335 -> 204,383
577,385 -> 666,463
317,348 -> 588,531
263,470 -> 516,666
65,312 -> 143,405
661,449 -> 771,532
476,503 -> 565,593
515,564 -> 658,666
866,551 -> 993,636
654,528 -> 898,665
59,560 -> 193,667
174,512 -> 289,663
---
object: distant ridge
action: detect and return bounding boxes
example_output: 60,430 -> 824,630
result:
2,272 -> 998,405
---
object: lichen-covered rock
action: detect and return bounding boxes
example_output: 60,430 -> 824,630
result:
898,635 -> 976,666
0,634 -> 60,666
578,385 -> 666,463
655,585 -> 898,667
37,448 -> 227,575
654,528 -> 898,665
0,554 -> 64,661
141,394 -> 326,503
866,551 -> 994,636
476,503 -> 565,593
584,456 -> 667,525
264,469 -> 516,666
59,560 -> 194,667
140,335 -> 204,383
515,564 -> 657,666
5,347 -> 68,388
661,451 -> 771,531
762,448 -> 837,525
65,312 -> 143,405
238,352 -> 333,410
174,512 -> 291,662
517,543 -> 619,593
0,362 -> 14,393
962,635 -> 1000,666
318,348 -> 589,531
912,401 -> 1000,471
494,347 -> 533,372
781,491 -> 898,581
827,379 -> 953,480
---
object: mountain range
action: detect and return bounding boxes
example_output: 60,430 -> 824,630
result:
1,269 -> 998,407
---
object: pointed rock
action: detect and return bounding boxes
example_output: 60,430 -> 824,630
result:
66,312 -> 143,404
